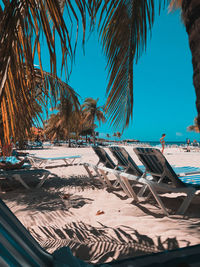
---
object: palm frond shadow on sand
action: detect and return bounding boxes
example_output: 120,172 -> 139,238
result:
29,221 -> 190,264
44,174 -> 103,191
1,174 -> 97,212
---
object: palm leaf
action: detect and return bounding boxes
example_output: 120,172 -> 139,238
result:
187,117 -> 200,133
98,0 -> 171,130
0,0 -> 95,143
0,65 -> 80,143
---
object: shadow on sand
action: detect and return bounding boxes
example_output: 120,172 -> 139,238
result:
27,221 -> 191,264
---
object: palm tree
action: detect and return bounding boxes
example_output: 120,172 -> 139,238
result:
45,113 -> 64,141
45,95 -> 80,146
187,117 -> 200,133
78,111 -> 94,143
174,0 -> 200,129
81,98 -> 105,145
0,1 -> 94,144
2,0 -> 200,139
113,132 -> 117,142
116,131 -> 122,142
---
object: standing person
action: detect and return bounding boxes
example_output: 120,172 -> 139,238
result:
160,133 -> 166,153
186,138 -> 190,152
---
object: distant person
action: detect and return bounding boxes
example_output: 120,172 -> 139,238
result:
186,138 -> 190,152
160,133 -> 166,153
0,158 -> 25,170
193,139 -> 198,147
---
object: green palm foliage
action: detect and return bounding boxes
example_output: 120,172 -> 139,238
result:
81,98 -> 105,144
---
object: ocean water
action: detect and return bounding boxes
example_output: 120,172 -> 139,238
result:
129,141 -> 187,147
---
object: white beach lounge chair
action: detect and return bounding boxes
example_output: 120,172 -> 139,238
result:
83,146 -> 124,189
0,168 -> 51,189
92,164 -> 200,216
27,155 -> 82,169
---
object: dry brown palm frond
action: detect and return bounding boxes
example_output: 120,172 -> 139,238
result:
169,0 -> 182,11
0,0 -> 96,143
98,0 -> 171,131
187,117 -> 200,133
0,64 -> 80,144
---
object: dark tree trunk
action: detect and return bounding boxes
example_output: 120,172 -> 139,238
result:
92,130 -> 96,146
68,138 -> 71,147
182,0 -> 200,128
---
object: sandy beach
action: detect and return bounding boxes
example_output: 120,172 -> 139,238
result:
1,145 -> 200,264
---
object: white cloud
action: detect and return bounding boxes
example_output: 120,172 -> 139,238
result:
176,132 -> 183,136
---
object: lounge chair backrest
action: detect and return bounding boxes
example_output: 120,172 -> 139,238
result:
0,198 -> 53,266
133,147 -> 185,188
109,146 -> 143,176
92,146 -> 116,168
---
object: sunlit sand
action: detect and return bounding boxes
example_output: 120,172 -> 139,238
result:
1,145 -> 200,264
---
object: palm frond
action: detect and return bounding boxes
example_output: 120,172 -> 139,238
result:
187,117 -> 200,133
0,65 -> 80,143
169,0 -> 182,11
0,0 -> 95,143
98,0 -> 171,130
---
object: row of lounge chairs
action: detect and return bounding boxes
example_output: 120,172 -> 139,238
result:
84,146 -> 200,216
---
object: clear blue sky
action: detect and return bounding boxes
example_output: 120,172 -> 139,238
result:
40,6 -> 200,142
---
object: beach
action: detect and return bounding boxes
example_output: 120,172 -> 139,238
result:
1,145 -> 200,264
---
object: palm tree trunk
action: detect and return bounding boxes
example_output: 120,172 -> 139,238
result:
92,129 -> 96,146
92,116 -> 96,146
68,138 -> 71,147
182,0 -> 200,128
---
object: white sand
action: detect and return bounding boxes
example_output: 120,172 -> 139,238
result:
1,145 -> 200,263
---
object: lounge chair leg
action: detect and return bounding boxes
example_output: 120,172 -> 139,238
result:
36,172 -> 50,188
137,185 -> 148,197
12,174 -> 30,189
94,169 -> 107,188
38,160 -> 46,168
114,173 -> 135,199
177,189 -> 196,215
113,180 -> 120,187
63,159 -> 70,166
121,176 -> 139,202
83,164 -> 94,179
146,183 -> 169,216
99,170 -> 112,187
